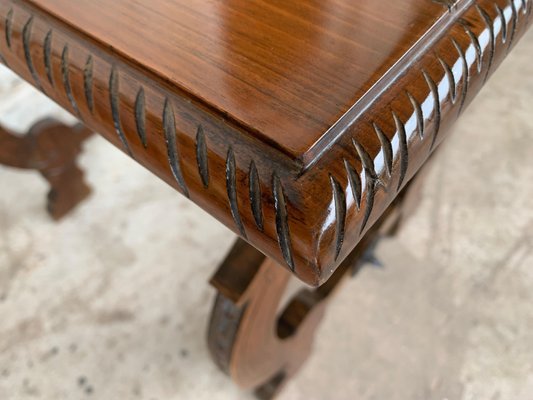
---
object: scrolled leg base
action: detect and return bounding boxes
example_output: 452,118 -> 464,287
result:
206,152 -> 434,399
0,118 -> 94,220
207,212 -> 400,398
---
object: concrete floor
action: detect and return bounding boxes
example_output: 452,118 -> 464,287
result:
0,30 -> 532,400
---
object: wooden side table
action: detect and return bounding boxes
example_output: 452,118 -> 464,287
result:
0,0 -> 530,398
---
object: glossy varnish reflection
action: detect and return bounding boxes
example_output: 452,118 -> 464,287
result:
0,0 -> 531,285
20,0 -> 463,159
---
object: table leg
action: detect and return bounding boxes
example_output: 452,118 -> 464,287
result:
207,150 -> 433,398
207,205 -> 401,398
0,119 -> 93,219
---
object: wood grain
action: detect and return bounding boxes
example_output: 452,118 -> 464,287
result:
18,0 -> 464,160
0,0 -> 530,285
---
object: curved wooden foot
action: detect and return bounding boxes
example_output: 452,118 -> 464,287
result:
208,208 -> 401,399
0,119 -> 94,220
207,152 -> 435,398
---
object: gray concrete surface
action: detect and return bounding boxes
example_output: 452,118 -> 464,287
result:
0,30 -> 532,400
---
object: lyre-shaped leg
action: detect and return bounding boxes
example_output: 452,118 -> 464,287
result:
0,118 -> 93,219
207,155 -> 431,399
208,212 -> 400,399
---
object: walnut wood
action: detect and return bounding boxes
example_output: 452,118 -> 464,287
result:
6,0 -> 471,160
0,0 -> 530,285
0,119 -> 93,219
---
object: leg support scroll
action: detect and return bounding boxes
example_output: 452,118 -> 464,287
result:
0,118 -> 94,219
208,208 -> 401,399
207,156 -> 433,399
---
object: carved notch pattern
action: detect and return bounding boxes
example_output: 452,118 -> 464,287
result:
327,0 -> 531,267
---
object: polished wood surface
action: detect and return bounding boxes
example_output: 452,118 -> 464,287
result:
0,119 -> 93,219
0,0 -> 531,285
22,0 -> 459,160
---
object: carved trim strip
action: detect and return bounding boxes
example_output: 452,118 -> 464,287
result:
5,8 -> 12,49
163,98 -> 189,197
43,29 -> 53,85
373,123 -> 393,177
495,4 -> 508,44
423,69 -> 441,150
61,45 -> 80,115
248,160 -> 264,231
352,140 -> 378,233
476,4 -> 496,83
195,125 -> 209,188
109,66 -> 133,156
226,147 -> 247,238
326,0 -> 531,265
83,55 -> 94,113
22,16 -> 41,90
407,90 -> 425,139
273,173 -> 295,272
134,87 -> 147,148
344,159 -> 362,210
507,0 -> 518,50
451,37 -> 469,114
460,19 -> 483,73
393,111 -> 409,191
330,175 -> 346,261
438,56 -> 457,104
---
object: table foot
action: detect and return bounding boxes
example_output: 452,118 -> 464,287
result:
0,119 -> 94,220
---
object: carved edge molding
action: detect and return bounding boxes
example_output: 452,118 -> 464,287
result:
0,0 -> 530,286
308,0 -> 532,283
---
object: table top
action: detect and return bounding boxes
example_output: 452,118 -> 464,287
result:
1,0 -> 531,285
22,0 -> 456,162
